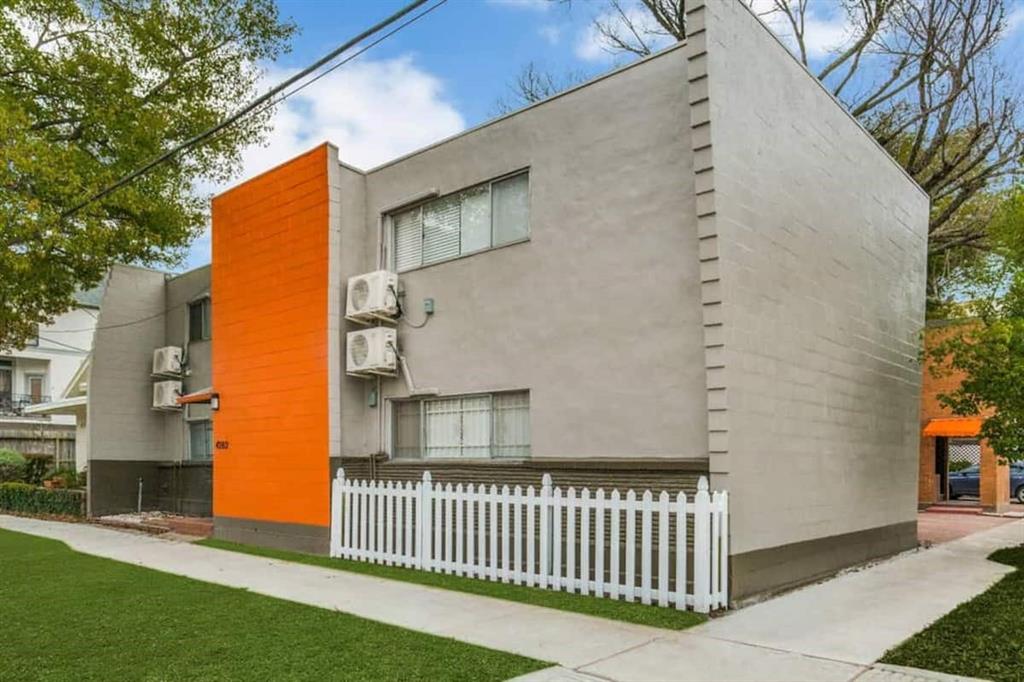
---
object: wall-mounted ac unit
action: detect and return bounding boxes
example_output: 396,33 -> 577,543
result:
346,270 -> 398,323
152,346 -> 183,376
153,380 -> 182,410
346,327 -> 397,377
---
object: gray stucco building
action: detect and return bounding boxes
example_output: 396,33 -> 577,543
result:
83,0 -> 928,602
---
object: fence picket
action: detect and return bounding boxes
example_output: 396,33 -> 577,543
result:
465,484 -> 476,578
641,490 -> 652,605
513,485 -> 523,585
566,487 -> 576,592
720,491 -> 729,609
594,489 -> 605,598
693,477 -> 711,613
711,490 -> 721,610
675,491 -> 687,610
526,485 -> 536,587
579,488 -> 590,596
501,485 -> 511,583
625,490 -> 636,602
489,485 -> 499,582
658,491 -> 669,607
609,489 -> 620,600
455,484 -> 464,576
330,470 -> 342,557
477,488 -> 487,578
331,471 -> 726,614
552,486 -> 562,591
443,483 -> 453,574
539,475 -> 551,589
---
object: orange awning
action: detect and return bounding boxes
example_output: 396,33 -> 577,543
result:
176,388 -> 216,405
922,417 -> 983,438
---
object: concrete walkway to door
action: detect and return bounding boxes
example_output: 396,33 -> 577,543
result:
2,514 -> 1021,681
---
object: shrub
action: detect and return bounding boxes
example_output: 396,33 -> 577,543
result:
0,482 -> 85,517
0,449 -> 27,483
23,456 -> 51,486
44,466 -> 81,489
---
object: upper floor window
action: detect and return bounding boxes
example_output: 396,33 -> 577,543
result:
391,171 -> 530,273
188,298 -> 211,342
393,390 -> 530,460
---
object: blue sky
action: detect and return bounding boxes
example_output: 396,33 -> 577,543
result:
179,0 -> 1024,269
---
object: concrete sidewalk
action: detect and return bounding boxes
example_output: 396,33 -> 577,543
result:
3,515 -> 1019,682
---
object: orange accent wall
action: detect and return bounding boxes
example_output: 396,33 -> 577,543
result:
211,145 -> 332,527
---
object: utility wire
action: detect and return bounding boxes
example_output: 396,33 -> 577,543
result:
45,0 -> 448,335
62,0 -> 434,218
36,335 -> 91,353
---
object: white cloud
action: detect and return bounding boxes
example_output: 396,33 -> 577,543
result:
748,0 -> 852,60
239,55 -> 465,177
539,24 -> 561,45
184,55 -> 466,267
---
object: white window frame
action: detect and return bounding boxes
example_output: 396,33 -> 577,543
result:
389,390 -> 531,461
386,170 -> 531,273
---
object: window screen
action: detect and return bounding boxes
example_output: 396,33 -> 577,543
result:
393,391 -> 530,459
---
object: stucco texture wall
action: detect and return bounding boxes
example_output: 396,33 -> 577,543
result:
211,144 -> 333,529
690,0 -> 929,562
88,265 -> 168,462
346,46 -> 707,462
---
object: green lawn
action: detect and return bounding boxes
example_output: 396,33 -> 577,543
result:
881,544 -> 1024,682
199,538 -> 707,631
0,529 -> 549,681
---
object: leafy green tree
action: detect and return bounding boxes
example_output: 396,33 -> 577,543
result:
0,0 -> 295,349
927,186 -> 1024,460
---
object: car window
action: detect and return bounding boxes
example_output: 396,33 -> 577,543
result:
959,466 -> 980,475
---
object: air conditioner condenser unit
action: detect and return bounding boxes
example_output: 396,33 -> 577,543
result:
346,270 -> 398,322
346,327 -> 397,377
153,380 -> 182,410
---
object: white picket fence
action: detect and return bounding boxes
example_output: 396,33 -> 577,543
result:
329,470 -> 729,613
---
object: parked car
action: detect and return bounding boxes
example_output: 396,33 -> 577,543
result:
948,461 -> 1024,502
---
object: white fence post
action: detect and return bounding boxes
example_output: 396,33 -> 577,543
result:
539,474 -> 551,589
693,476 -> 711,614
417,472 -> 431,570
330,468 -> 343,558
333,469 -> 728,613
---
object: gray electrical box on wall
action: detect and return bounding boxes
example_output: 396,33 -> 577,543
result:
423,298 -> 435,315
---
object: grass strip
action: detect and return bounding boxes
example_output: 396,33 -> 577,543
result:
199,537 -> 706,631
0,529 -> 548,681
880,543 -> 1024,682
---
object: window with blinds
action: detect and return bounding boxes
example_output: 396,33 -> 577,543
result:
392,391 -> 530,459
390,171 -> 530,272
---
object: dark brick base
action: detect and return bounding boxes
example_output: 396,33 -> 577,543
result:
87,459 -> 211,517
730,520 -> 919,602
213,516 -> 329,554
330,456 -> 710,496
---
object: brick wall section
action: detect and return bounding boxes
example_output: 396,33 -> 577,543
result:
692,0 -> 930,560
919,323 -> 972,504
211,145 -> 332,528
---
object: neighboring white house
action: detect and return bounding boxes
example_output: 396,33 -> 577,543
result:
1,287 -> 100,467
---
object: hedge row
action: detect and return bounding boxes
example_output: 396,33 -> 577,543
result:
0,483 -> 86,517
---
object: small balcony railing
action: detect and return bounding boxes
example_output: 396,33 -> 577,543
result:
0,393 -> 51,417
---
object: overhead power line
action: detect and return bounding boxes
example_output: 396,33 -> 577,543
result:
62,0 -> 438,218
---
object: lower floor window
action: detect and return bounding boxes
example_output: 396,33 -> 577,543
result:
188,420 -> 213,461
393,391 -> 530,459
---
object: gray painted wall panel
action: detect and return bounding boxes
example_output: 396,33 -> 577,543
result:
88,265 -> 168,462
342,46 -> 708,461
696,1 -> 929,554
